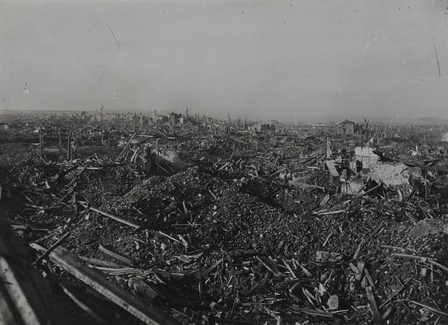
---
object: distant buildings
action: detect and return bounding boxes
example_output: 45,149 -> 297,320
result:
341,119 -> 355,135
254,123 -> 276,132
169,112 -> 181,124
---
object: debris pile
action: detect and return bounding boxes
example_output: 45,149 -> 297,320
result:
1,116 -> 448,325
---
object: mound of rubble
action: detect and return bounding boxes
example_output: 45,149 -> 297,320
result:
1,130 -> 448,325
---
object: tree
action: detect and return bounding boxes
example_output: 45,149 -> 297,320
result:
362,117 -> 370,130
225,113 -> 232,134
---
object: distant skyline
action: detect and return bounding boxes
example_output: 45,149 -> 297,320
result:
1,0 -> 447,122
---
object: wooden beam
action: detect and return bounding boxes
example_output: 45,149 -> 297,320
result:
90,207 -> 140,229
0,215 -> 56,325
365,286 -> 381,325
47,245 -> 181,325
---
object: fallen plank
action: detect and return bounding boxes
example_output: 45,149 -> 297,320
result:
325,160 -> 339,177
364,268 -> 375,288
352,239 -> 365,260
359,182 -> 382,197
0,215 -> 56,325
270,168 -> 286,177
46,245 -> 181,325
292,259 -> 312,276
316,210 -> 347,216
381,305 -> 394,321
116,132 -> 137,161
90,207 -> 140,229
98,243 -> 134,266
255,256 -> 287,277
59,283 -> 106,324
365,286 -> 382,325
33,232 -> 71,266
282,259 -> 297,278
0,257 -> 54,325
92,267 -> 151,276
290,305 -> 332,318
323,232 -> 332,247
404,300 -> 448,318
392,253 -> 448,273
157,230 -> 182,244
203,258 -> 223,275
7,182 -> 48,192
0,281 -> 18,325
78,256 -> 126,268
319,194 -> 330,207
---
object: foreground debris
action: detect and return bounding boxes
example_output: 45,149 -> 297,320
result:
0,213 -> 57,325
0,115 -> 448,324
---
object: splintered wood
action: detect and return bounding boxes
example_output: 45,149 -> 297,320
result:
366,286 -> 381,325
2,116 -> 448,324
0,215 -> 56,325
47,245 -> 181,325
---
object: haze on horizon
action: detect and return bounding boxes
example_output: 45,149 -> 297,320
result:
1,0 -> 447,122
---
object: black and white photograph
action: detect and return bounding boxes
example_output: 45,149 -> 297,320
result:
1,0 -> 448,324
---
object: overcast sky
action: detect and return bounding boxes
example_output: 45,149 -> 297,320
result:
1,0 -> 447,121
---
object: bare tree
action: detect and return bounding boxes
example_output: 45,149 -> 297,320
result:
362,117 -> 370,130
225,113 -> 232,134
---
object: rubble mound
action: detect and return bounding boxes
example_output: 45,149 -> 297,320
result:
1,125 -> 448,325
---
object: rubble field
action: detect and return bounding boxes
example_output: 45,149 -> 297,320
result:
1,116 -> 448,325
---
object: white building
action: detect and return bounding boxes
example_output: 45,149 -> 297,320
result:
355,147 -> 379,168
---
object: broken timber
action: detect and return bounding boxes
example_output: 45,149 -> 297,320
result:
392,253 -> 448,273
325,160 -> 339,177
46,245 -> 181,325
366,286 -> 382,325
90,207 -> 140,229
0,214 -> 57,325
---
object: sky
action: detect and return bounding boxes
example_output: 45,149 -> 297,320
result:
0,0 -> 447,122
